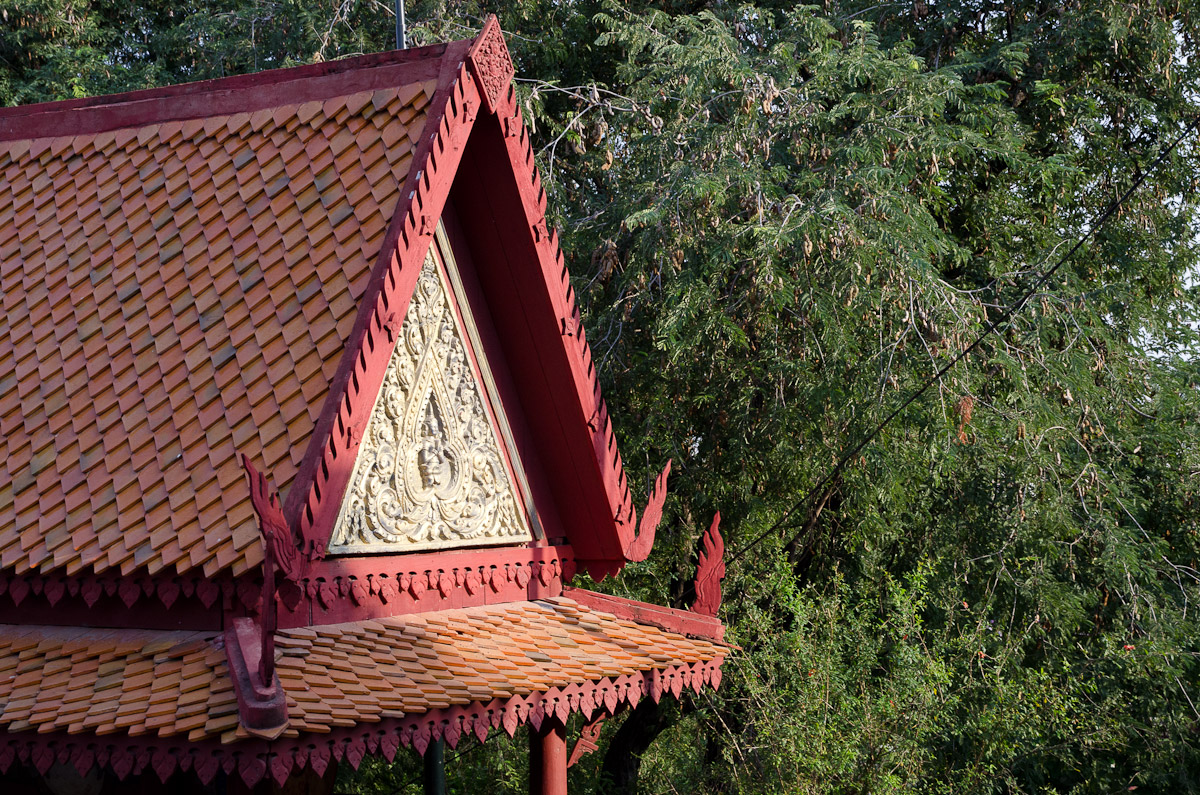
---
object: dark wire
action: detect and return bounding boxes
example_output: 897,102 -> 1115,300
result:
727,114 -> 1200,567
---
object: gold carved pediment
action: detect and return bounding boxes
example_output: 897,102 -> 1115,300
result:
328,243 -> 532,554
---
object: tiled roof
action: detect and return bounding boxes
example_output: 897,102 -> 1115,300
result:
271,597 -> 724,739
0,598 -> 726,743
0,72 -> 437,578
0,625 -> 237,740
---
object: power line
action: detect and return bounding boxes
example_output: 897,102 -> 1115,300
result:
728,113 -> 1200,567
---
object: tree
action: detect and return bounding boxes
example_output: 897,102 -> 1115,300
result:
550,3 -> 1200,792
5,2 -> 1199,792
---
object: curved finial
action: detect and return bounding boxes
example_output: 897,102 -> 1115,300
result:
624,460 -> 671,562
242,454 -> 302,582
692,512 -> 725,617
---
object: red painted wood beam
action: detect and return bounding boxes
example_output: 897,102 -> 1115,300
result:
224,617 -> 288,740
562,587 -> 725,643
0,45 -> 446,140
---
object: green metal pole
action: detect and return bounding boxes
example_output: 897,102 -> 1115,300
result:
423,738 -> 446,795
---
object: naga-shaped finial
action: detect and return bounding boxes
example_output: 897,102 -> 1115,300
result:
226,455 -> 297,739
243,454 -> 302,583
692,513 -> 724,617
624,460 -> 671,562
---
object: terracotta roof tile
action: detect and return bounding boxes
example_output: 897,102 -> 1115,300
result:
0,75 -> 437,577
0,598 -> 725,742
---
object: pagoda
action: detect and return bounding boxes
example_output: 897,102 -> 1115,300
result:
0,18 -> 727,794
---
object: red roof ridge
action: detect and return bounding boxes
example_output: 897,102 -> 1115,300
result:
0,43 -> 450,141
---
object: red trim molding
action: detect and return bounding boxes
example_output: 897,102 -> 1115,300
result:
286,40 -> 484,558
278,546 -> 577,627
562,587 -> 725,643
0,571 -> 249,629
485,85 -> 653,567
0,44 -> 447,140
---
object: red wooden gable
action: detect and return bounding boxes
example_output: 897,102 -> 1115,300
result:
0,18 -> 664,587
283,20 -> 668,580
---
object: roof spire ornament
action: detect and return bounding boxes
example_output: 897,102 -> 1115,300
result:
466,15 -> 515,115
243,455 -> 303,586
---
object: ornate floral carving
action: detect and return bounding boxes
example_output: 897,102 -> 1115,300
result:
467,15 -> 515,114
329,252 -> 530,553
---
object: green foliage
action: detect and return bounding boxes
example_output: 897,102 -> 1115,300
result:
6,1 -> 1199,792
556,3 -> 1200,792
340,732 -> 530,794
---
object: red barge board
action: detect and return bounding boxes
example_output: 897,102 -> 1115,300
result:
0,16 -> 727,793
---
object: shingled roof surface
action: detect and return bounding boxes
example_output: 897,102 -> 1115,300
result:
0,59 -> 440,579
0,625 -> 236,740
0,598 -> 726,742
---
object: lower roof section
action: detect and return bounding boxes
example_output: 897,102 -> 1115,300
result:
0,596 -> 727,786
0,625 -> 236,740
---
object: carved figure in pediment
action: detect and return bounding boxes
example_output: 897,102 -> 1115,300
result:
328,251 -> 530,553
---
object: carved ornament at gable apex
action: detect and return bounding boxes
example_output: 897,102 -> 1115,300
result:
466,15 -> 516,116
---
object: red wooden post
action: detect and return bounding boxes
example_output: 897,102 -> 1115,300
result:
530,719 -> 568,795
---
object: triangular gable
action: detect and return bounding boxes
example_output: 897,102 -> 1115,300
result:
286,18 -> 665,578
327,233 -> 535,553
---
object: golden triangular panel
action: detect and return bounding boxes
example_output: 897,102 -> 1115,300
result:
328,241 -> 533,554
